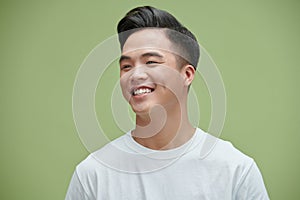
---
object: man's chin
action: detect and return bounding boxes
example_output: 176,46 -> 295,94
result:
132,108 -> 150,116
129,102 -> 148,113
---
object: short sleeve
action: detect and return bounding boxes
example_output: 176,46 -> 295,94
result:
234,161 -> 270,200
65,170 -> 90,200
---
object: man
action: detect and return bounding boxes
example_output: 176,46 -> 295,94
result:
66,6 -> 269,199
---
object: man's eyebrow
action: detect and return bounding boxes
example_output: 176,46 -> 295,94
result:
119,55 -> 131,64
141,52 -> 164,58
119,52 -> 164,64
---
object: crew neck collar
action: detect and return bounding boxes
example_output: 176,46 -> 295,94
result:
123,128 -> 204,160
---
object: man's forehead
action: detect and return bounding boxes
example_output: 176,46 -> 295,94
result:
122,28 -> 173,54
121,48 -> 167,57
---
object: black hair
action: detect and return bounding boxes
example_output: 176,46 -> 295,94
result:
117,6 -> 200,69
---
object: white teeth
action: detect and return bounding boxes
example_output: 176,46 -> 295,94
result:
133,88 -> 152,95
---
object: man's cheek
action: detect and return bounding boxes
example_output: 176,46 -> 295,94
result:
120,80 -> 130,102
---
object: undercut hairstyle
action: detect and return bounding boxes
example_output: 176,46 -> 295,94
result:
117,6 -> 200,69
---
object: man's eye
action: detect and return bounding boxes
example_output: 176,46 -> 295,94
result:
146,61 -> 158,64
121,65 -> 131,70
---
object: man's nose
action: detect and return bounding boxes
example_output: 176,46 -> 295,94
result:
130,65 -> 148,83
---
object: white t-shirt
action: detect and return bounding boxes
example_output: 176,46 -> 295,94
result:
65,128 -> 269,200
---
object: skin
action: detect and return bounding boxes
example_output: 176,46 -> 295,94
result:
119,28 -> 196,150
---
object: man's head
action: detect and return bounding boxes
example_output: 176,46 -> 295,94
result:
117,6 -> 200,69
117,6 -> 199,116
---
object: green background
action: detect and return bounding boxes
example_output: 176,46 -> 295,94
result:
1,0 -> 299,199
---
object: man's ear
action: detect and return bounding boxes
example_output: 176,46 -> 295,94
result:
182,64 -> 195,87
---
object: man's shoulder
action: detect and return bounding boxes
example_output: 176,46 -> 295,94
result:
75,134 -> 129,173
215,137 -> 253,162
196,129 -> 254,167
75,129 -> 255,173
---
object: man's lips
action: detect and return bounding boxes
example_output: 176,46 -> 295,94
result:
131,86 -> 155,96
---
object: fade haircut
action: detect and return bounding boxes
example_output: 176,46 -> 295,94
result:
117,6 -> 200,69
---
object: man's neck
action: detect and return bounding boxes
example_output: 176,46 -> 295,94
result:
132,106 -> 195,150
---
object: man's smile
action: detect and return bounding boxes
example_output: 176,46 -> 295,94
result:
133,88 -> 153,96
131,85 -> 155,98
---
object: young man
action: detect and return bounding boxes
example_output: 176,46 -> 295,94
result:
66,6 -> 269,199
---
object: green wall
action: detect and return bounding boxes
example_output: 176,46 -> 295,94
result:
1,0 -> 299,199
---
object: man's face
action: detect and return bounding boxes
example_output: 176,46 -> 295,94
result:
119,29 -> 188,115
